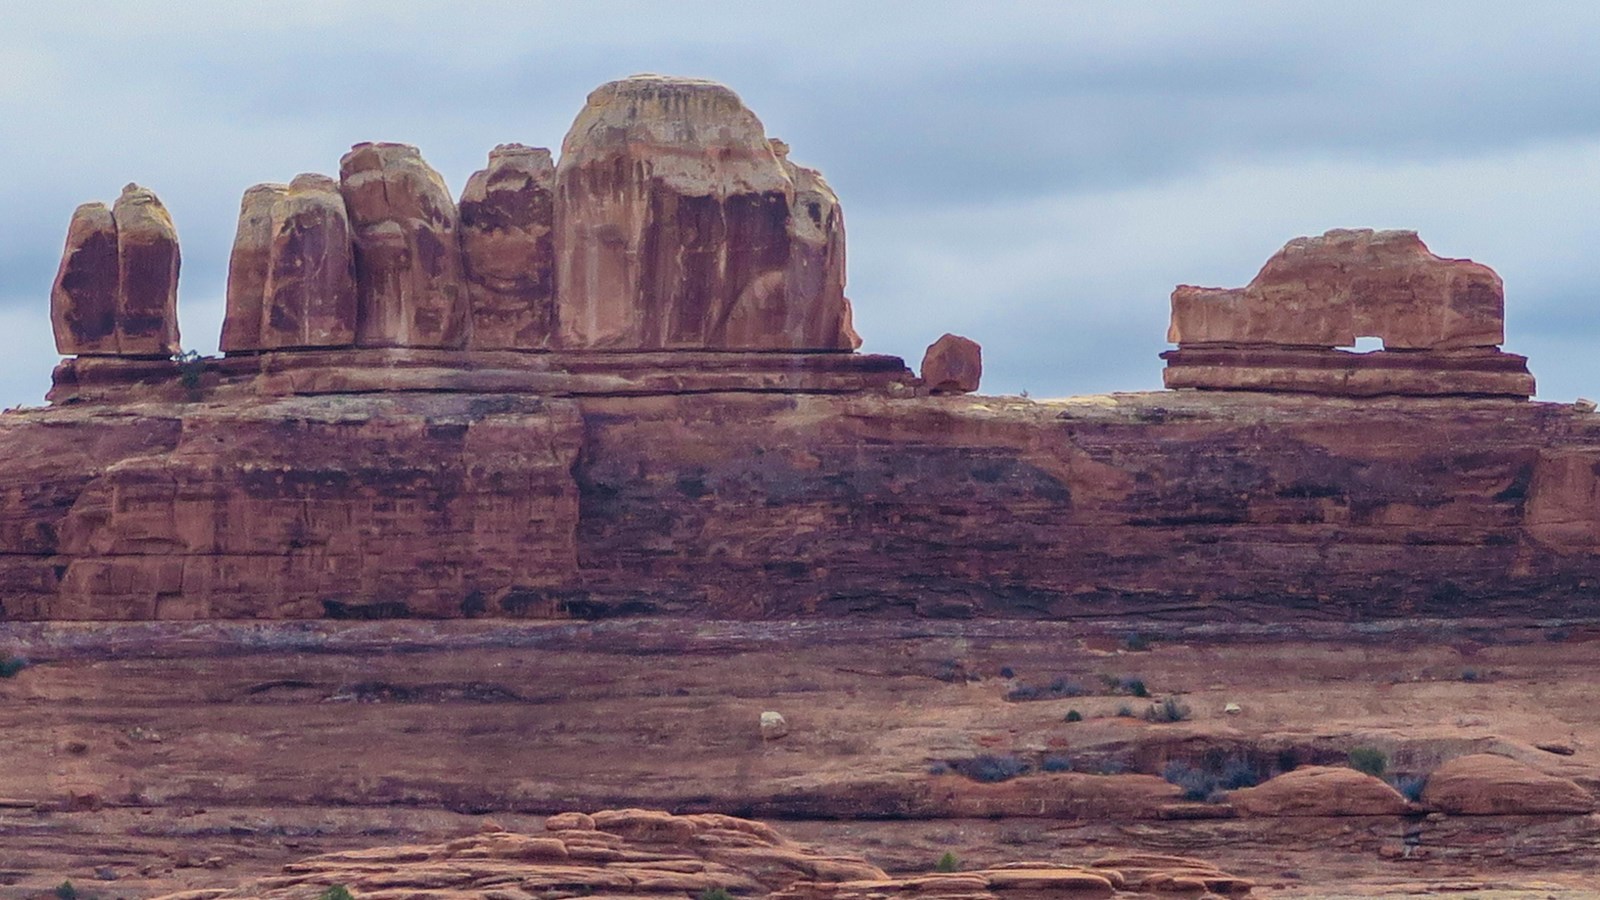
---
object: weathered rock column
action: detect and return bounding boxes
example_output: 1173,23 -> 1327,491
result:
220,175 -> 358,352
554,74 -> 858,351
50,183 -> 181,357
339,142 -> 468,349
460,144 -> 557,350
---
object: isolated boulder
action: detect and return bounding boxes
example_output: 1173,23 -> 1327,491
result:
921,333 -> 982,393
340,142 -> 468,348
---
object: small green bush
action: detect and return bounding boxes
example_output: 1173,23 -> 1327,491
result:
1123,633 -> 1150,651
1348,747 -> 1387,778
1115,704 -> 1135,718
319,886 -> 354,900
55,882 -> 78,900
934,851 -> 959,873
1064,709 -> 1083,723
1041,754 -> 1073,772
0,656 -> 27,678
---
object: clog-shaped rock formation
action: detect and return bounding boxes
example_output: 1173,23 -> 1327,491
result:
1162,229 -> 1534,398
220,174 -> 358,351
151,809 -> 1249,900
50,184 -> 181,357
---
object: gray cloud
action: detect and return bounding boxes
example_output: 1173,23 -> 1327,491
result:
5,2 -> 1600,407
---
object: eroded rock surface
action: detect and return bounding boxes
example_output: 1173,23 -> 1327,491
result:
1230,766 -> 1408,817
51,184 -> 181,357
460,144 -> 558,350
340,142 -> 468,348
554,74 -> 858,351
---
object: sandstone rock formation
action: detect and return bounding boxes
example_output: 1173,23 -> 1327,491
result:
149,809 -> 1249,900
921,333 -> 983,394
460,143 -> 558,350
340,142 -> 468,348
1162,229 -> 1534,398
1421,754 -> 1596,815
220,175 -> 358,352
50,184 -> 181,357
1230,766 -> 1409,817
554,74 -> 858,351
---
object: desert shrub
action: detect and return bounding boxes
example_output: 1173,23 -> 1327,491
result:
1217,757 -> 1263,790
998,666 -> 1015,679
954,754 -> 1028,783
933,659 -> 967,683
1007,677 -> 1087,702
1460,668 -> 1481,682
1064,709 -> 1083,723
1047,677 -> 1087,696
1162,761 -> 1219,802
319,888 -> 354,900
54,882 -> 77,900
1041,754 -> 1073,773
1546,627 -> 1571,643
698,890 -> 733,900
1348,747 -> 1387,778
1123,633 -> 1150,651
1092,758 -> 1127,775
935,852 -> 960,873
1004,683 -> 1043,701
1115,704 -> 1135,718
0,656 -> 27,678
173,349 -> 205,391
927,761 -> 952,776
1099,674 -> 1150,697
1391,774 -> 1427,802
1143,697 -> 1192,723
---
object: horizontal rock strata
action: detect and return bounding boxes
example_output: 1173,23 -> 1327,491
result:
8,391 -> 1600,621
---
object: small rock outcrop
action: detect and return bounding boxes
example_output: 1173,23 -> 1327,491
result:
1230,766 -> 1409,817
220,174 -> 358,352
339,141 -> 469,349
460,143 -> 558,350
1162,229 -> 1534,398
1421,753 -> 1596,815
51,184 -> 181,357
554,74 -> 859,351
921,333 -> 983,393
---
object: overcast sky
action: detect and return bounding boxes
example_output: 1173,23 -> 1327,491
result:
6,2 -> 1600,405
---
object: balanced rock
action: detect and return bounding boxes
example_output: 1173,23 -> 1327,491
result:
1421,753 -> 1596,815
554,74 -> 858,351
1230,766 -> 1409,817
50,184 -> 181,357
1169,228 -> 1503,350
220,175 -> 358,352
339,142 -> 468,348
921,333 -> 983,393
460,144 -> 558,350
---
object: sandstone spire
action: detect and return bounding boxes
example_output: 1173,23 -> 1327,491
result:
339,142 -> 468,348
50,184 -> 181,357
460,144 -> 557,350
554,74 -> 858,351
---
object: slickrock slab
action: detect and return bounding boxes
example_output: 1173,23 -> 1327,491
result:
340,142 -> 469,349
221,175 -> 358,351
50,184 -> 181,357
1422,754 -> 1596,815
555,74 -> 857,351
460,144 -> 558,350
1230,766 -> 1410,817
152,810 -> 1249,900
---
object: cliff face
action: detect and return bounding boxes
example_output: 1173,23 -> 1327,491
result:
5,390 -> 1599,622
